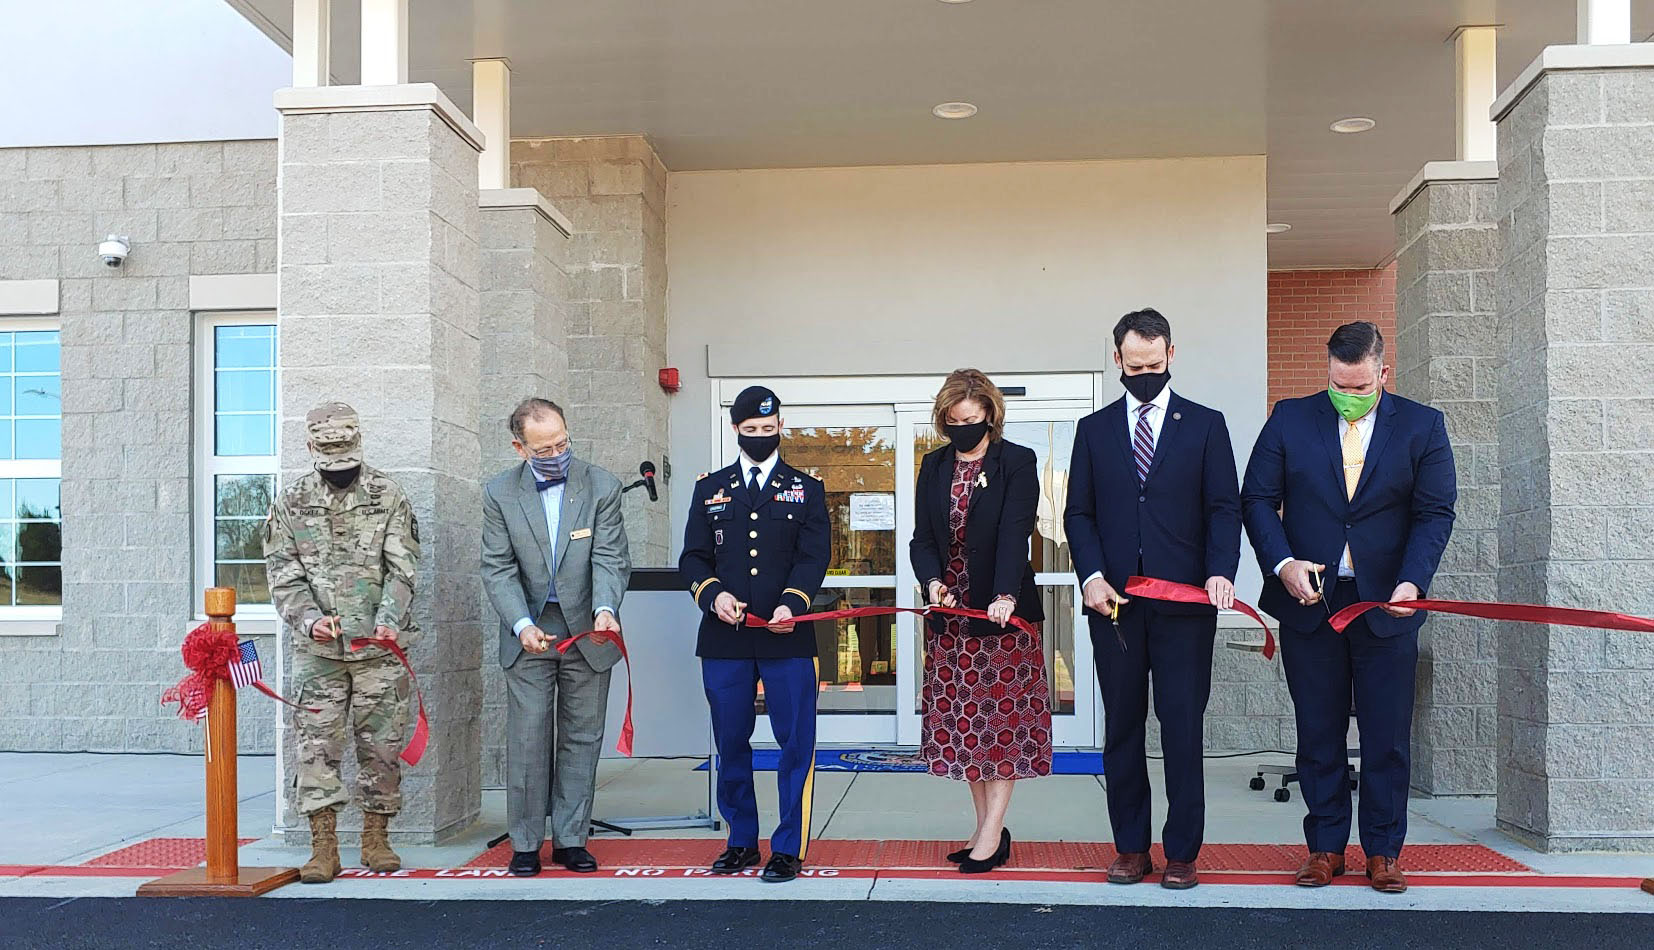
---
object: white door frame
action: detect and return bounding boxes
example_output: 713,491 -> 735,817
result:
714,374 -> 1105,748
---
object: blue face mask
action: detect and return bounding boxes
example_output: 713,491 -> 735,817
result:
528,449 -> 572,484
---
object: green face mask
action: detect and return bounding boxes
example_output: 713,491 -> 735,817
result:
1328,387 -> 1379,423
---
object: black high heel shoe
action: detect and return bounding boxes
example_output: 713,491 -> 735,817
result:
958,829 -> 1011,874
947,827 -> 1010,864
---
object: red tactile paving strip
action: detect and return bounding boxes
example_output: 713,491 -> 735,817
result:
82,837 -> 257,868
465,839 -> 1530,873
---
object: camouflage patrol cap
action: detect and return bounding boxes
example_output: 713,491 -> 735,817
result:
306,401 -> 363,470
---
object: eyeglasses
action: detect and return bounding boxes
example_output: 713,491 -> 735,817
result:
529,438 -> 572,458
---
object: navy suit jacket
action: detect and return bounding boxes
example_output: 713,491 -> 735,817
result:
1063,392 -> 1242,616
1241,390 -> 1456,637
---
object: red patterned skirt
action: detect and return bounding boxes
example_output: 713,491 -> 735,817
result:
920,615 -> 1054,782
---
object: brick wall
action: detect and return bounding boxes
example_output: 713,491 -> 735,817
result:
509,136 -> 670,567
0,140 -> 277,753
1267,266 -> 1396,410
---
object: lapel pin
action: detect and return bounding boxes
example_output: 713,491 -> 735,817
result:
1172,411 -> 1182,421
976,472 -> 989,489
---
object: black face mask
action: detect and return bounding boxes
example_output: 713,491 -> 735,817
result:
1119,370 -> 1170,404
944,421 -> 990,453
319,465 -> 361,489
738,433 -> 780,464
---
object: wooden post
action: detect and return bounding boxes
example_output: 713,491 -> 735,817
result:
139,588 -> 300,897
1643,877 -> 1654,896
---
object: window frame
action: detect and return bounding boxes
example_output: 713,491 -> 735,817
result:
0,315 -> 63,632
193,310 -> 278,624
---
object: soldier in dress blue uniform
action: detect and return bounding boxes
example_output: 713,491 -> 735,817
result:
680,386 -> 830,883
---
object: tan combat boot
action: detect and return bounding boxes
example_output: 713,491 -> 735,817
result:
300,808 -> 342,884
361,811 -> 402,873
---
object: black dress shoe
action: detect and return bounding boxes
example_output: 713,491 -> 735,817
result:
508,850 -> 541,876
959,830 -> 1012,874
551,846 -> 599,873
710,846 -> 762,874
948,828 -> 1009,864
759,853 -> 802,883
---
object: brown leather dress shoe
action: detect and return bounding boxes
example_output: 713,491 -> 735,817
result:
1106,852 -> 1153,884
1161,860 -> 1199,889
1294,851 -> 1346,887
1366,855 -> 1407,893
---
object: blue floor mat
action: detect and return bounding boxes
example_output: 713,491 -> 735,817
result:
694,749 -> 1103,774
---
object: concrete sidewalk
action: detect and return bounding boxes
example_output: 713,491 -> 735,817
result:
2,751 -> 1651,913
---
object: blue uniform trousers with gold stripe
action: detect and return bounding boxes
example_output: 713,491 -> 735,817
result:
702,656 -> 818,859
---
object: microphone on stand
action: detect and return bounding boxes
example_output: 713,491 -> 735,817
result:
638,461 -> 658,502
623,460 -> 659,501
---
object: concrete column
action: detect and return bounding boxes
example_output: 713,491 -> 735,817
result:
510,136 -> 671,567
476,188 -> 574,784
360,0 -> 408,86
292,0 -> 330,88
1454,27 -> 1498,162
274,84 -> 484,844
472,59 -> 511,191
1492,46 -> 1654,851
1577,0 -> 1631,44
1390,162 -> 1501,795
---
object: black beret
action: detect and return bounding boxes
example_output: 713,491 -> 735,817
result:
730,385 -> 781,424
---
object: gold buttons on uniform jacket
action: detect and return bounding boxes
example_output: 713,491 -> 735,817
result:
750,548 -> 759,557
750,567 -> 759,576
750,512 -> 759,520
749,530 -> 758,539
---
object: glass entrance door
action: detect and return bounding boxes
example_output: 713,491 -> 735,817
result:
715,375 -> 1099,749
722,405 -> 901,744
893,408 -> 1095,749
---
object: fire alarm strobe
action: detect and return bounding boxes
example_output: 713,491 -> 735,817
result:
659,368 -> 681,393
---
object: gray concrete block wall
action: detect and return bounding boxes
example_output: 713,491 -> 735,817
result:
1393,176 -> 1500,796
0,140 -> 278,755
510,137 -> 670,568
1494,67 -> 1654,851
276,108 -> 482,843
478,198 -> 573,786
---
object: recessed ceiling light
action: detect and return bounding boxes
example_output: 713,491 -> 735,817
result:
1330,116 -> 1377,134
938,0 -> 975,4
1266,223 -> 1293,234
933,101 -> 978,119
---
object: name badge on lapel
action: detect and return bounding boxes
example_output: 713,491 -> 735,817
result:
569,527 -> 592,540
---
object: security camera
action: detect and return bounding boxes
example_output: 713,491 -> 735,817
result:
98,235 -> 129,268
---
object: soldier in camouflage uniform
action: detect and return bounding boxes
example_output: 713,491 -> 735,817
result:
264,402 -> 420,884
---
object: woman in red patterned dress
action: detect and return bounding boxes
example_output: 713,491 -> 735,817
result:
910,369 -> 1054,874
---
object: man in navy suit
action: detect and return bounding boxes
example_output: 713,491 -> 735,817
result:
1064,309 -> 1242,890
1242,321 -> 1455,894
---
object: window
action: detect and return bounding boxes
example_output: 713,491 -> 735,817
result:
0,322 -> 62,616
195,314 -> 277,611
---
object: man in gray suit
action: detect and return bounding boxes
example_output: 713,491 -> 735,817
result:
482,397 -> 631,875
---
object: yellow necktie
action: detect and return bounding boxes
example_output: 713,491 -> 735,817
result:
1342,420 -> 1364,499
1341,420 -> 1363,573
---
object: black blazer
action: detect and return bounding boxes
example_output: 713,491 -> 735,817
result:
1063,392 -> 1242,618
909,438 -> 1044,637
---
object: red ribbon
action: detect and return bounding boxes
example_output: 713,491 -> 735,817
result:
348,637 -> 429,766
739,604 -> 1041,639
1123,576 -> 1277,660
554,632 -> 634,757
1329,598 -> 1654,635
247,679 -> 321,714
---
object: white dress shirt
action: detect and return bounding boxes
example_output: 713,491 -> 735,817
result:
1272,399 -> 1378,580
1082,385 -> 1174,589
513,470 -> 615,636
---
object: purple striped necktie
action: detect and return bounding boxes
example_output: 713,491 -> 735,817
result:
1133,403 -> 1155,485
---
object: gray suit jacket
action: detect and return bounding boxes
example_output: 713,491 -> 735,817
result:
482,458 -> 631,671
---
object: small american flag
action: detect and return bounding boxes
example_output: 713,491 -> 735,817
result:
228,640 -> 263,689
